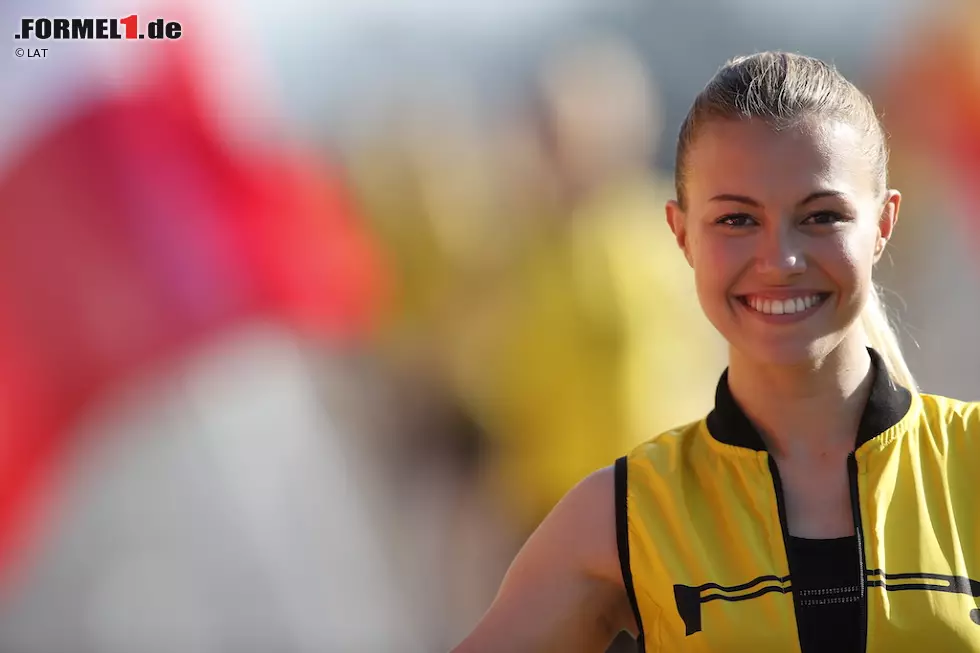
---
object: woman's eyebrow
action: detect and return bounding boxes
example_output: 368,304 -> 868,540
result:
708,190 -> 848,207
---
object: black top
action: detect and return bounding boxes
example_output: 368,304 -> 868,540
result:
789,535 -> 863,653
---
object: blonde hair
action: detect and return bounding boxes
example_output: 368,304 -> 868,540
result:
675,51 -> 916,390
862,285 -> 916,390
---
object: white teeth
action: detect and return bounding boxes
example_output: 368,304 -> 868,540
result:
744,294 -> 824,316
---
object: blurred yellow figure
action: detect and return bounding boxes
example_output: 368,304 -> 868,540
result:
343,85 -> 509,383
453,36 -> 727,532
472,183 -> 725,532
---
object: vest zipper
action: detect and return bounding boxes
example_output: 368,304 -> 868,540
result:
767,456 -> 805,649
769,454 -> 869,653
847,452 -> 868,653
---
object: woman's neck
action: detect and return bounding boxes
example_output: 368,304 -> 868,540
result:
726,337 -> 874,460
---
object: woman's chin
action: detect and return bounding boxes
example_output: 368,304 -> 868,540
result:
732,335 -> 835,369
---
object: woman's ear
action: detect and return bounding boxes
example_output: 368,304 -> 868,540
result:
875,190 -> 901,263
666,199 -> 693,267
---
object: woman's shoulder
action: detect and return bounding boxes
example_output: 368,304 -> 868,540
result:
523,465 -> 625,588
916,392 -> 980,423
624,418 -> 711,463
912,392 -> 980,443
449,466 -> 638,651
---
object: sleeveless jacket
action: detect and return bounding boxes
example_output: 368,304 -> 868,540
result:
616,349 -> 980,651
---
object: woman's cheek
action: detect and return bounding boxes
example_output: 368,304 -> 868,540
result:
824,234 -> 872,287
695,233 -> 748,284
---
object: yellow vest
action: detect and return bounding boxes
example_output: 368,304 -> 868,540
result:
617,349 -> 980,651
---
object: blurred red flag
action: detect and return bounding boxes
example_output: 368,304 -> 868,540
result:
875,3 -> 980,240
0,41 -> 388,587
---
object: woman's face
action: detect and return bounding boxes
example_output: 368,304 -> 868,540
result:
667,117 -> 900,367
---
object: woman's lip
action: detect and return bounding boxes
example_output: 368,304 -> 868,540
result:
734,290 -> 833,301
735,292 -> 831,321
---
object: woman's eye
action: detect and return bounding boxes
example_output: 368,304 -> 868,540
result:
716,213 -> 757,227
803,211 -> 846,225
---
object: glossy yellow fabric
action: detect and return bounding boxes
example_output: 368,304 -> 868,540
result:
625,394 -> 980,651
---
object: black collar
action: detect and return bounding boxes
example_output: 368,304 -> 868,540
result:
705,348 -> 913,452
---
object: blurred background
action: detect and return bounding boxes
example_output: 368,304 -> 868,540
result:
0,0 -> 978,651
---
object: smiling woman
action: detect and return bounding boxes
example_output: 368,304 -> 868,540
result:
669,57 -> 915,391
667,116 -> 899,379
450,52 -> 980,653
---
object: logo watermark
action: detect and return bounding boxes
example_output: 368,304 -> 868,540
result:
14,47 -> 47,58
15,16 -> 182,41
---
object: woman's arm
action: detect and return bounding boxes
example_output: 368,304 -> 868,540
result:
450,466 -> 637,653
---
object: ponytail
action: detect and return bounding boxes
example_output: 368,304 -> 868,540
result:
861,284 -> 916,391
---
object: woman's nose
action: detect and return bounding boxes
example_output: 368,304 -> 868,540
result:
756,226 -> 806,278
